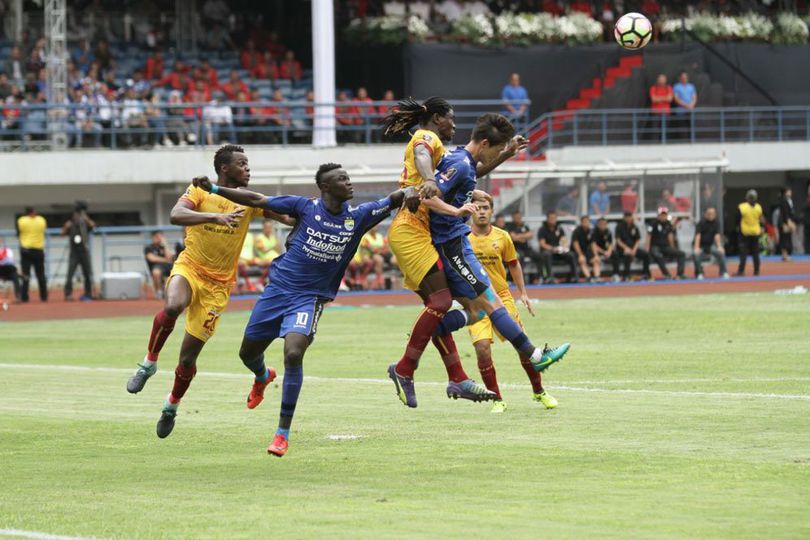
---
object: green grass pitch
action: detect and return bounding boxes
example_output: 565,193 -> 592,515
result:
1,292 -> 809,539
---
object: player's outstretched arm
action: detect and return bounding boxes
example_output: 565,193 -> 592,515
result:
192,176 -> 269,209
476,135 -> 528,178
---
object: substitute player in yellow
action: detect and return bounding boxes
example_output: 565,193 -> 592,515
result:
126,144 -> 291,438
467,191 -> 558,413
382,97 -> 528,403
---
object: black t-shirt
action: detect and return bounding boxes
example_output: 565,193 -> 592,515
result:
593,227 -> 613,251
695,219 -> 719,249
571,226 -> 593,254
615,221 -> 640,250
538,223 -> 564,250
144,244 -> 168,269
505,222 -> 531,251
648,219 -> 675,248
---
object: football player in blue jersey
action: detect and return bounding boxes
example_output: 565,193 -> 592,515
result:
192,164 -> 414,457
420,114 -> 571,398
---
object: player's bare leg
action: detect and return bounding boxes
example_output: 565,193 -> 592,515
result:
128,275 -> 192,393
268,333 -> 309,457
156,332 -> 205,438
239,337 -> 277,410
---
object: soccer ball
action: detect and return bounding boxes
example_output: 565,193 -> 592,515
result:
614,13 -> 652,50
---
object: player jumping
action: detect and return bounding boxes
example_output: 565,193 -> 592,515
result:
192,164 -> 414,457
125,145 -> 290,438
382,97 -> 526,407
393,113 -> 570,407
466,191 -> 558,413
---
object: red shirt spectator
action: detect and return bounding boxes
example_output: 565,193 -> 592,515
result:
641,0 -> 661,16
353,87 -> 374,124
621,182 -> 638,213
304,89 -> 314,119
221,70 -> 250,100
269,89 -> 291,126
541,0 -> 564,15
240,40 -> 261,72
336,91 -> 360,126
569,0 -> 592,15
279,51 -> 302,81
157,62 -> 188,90
252,52 -> 279,80
264,32 -> 286,58
377,89 -> 395,116
145,52 -> 165,80
199,60 -> 219,89
649,74 -> 673,114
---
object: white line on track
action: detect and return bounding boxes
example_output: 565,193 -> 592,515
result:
0,528 -> 98,540
1,363 -> 809,401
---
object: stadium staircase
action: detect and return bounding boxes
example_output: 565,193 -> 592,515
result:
489,55 -> 644,213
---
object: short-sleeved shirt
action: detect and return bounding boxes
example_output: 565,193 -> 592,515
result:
504,222 -> 532,251
177,184 -> 265,284
648,219 -> 675,249
650,84 -> 672,114
468,226 -> 517,295
17,215 -> 47,250
555,195 -> 578,216
538,223 -> 564,250
593,226 -> 614,251
589,190 -> 610,215
615,220 -> 641,249
673,82 -> 696,113
429,146 -> 476,245
695,219 -> 719,249
398,128 -> 446,230
501,84 -> 528,114
144,243 -> 170,269
571,225 -> 593,254
264,195 -> 394,300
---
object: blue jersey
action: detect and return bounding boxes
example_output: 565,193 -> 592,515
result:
264,195 -> 394,300
429,146 -> 477,245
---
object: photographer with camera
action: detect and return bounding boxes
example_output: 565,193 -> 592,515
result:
61,201 -> 96,301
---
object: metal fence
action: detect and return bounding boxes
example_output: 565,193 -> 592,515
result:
526,106 -> 810,156
0,99 -> 530,150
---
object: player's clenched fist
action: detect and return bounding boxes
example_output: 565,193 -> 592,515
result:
192,176 -> 213,191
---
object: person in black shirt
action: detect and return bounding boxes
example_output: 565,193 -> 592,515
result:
144,231 -> 175,298
693,207 -> 728,279
593,217 -> 620,281
571,215 -> 599,282
61,202 -> 96,301
776,187 -> 796,261
646,206 -> 686,279
615,212 -> 651,280
504,210 -> 542,283
537,211 -> 578,283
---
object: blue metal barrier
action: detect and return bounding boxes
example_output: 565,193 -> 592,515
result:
524,106 -> 810,156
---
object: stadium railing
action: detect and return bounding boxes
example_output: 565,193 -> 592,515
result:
0,99 -> 530,150
525,106 -> 810,156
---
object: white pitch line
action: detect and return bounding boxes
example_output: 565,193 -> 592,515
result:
1,363 -> 808,402
0,528 -> 99,540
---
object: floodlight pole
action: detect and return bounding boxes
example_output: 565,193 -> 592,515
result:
45,0 -> 68,150
311,0 -> 337,148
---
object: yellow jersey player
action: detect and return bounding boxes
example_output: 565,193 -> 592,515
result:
467,191 -> 558,413
126,144 -> 291,438
381,97 -> 530,407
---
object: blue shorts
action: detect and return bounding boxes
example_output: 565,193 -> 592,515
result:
244,285 -> 328,343
436,235 -> 491,300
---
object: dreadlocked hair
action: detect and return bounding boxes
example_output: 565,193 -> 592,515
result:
381,96 -> 451,136
214,144 -> 245,175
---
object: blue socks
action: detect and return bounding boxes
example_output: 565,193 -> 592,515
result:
242,353 -> 268,380
434,309 -> 468,336
276,427 -> 290,439
489,307 -> 535,356
279,365 -> 303,432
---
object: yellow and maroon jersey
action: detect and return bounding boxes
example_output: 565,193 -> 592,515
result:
399,128 -> 445,189
176,184 -> 264,284
468,226 -> 517,296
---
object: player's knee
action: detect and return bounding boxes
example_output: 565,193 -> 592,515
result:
284,348 -> 305,367
164,302 -> 184,318
426,289 -> 452,314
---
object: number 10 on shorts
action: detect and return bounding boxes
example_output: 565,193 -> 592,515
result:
294,312 -> 309,327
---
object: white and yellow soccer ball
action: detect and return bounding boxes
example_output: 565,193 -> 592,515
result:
614,12 -> 653,50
